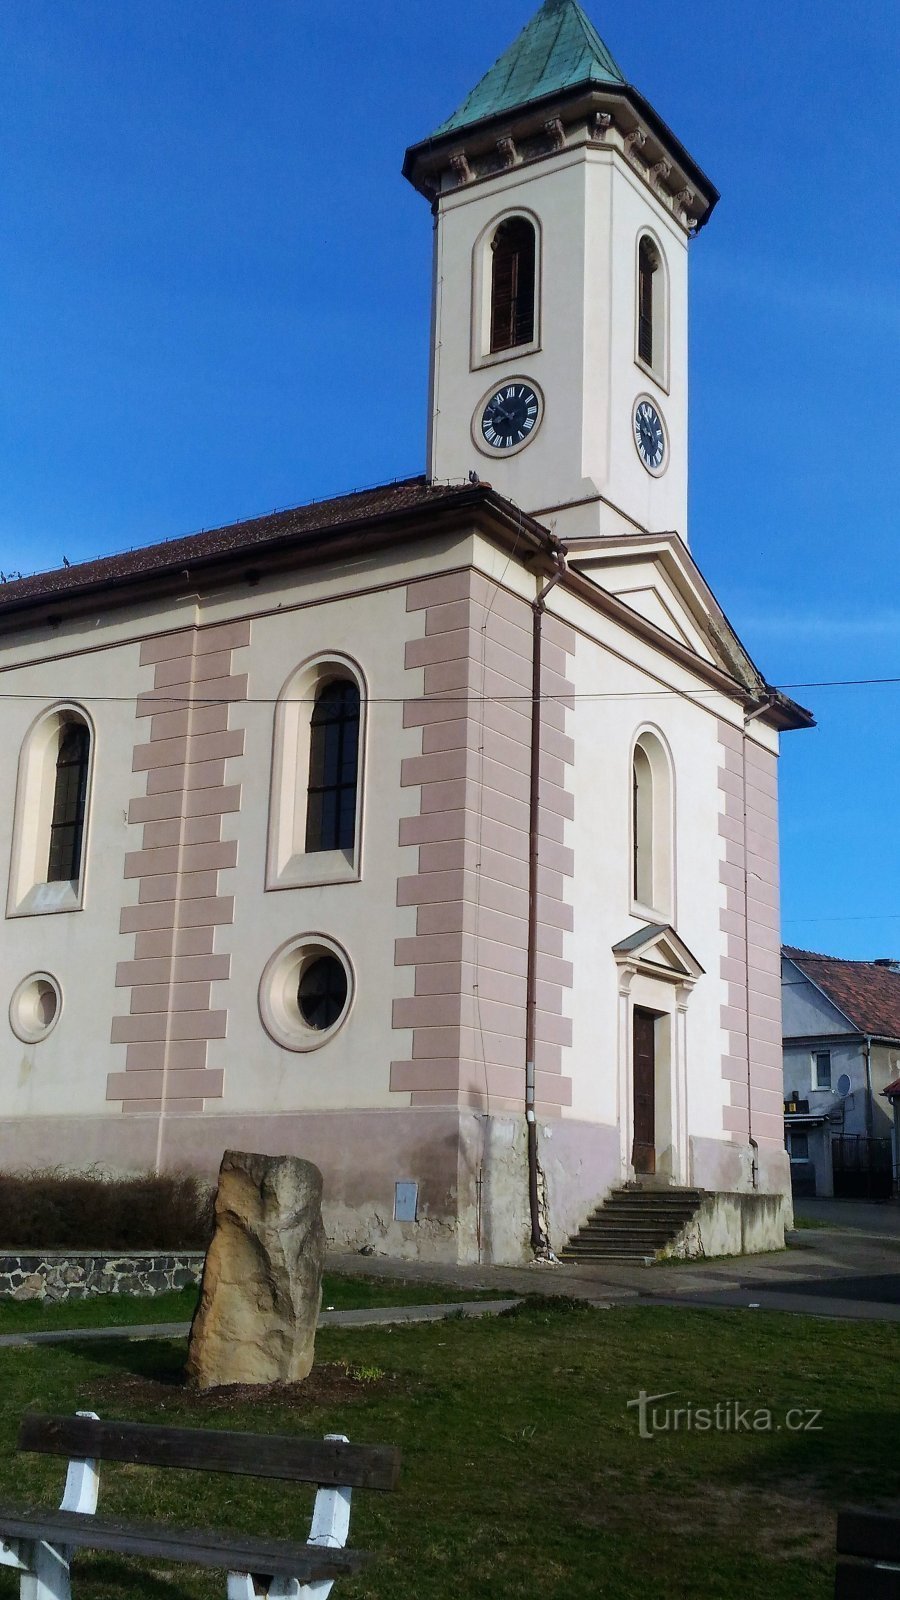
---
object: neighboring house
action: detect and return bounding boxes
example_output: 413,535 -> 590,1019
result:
782,947 -> 900,1198
0,1 -> 813,1263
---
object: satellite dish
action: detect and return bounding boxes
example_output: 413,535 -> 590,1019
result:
837,1073 -> 852,1098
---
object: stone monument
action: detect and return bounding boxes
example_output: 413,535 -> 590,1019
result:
186,1149 -> 326,1389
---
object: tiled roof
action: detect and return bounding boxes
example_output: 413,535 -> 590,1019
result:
783,945 -> 900,1041
431,0 -> 625,138
0,477 -> 487,617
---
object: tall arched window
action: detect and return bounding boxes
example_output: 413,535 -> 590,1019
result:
632,743 -> 654,906
47,722 -> 90,882
638,237 -> 657,368
305,679 -> 361,854
266,654 -> 367,890
490,217 -> 536,352
631,730 -> 674,916
7,704 -> 94,916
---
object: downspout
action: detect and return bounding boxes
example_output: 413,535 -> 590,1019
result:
526,546 -> 567,1255
863,1034 -> 875,1200
741,693 -> 775,1192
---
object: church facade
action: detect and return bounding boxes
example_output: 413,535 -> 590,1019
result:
0,1 -> 811,1262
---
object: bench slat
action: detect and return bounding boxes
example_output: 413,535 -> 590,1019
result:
835,1559 -> 900,1599
838,1512 -> 900,1565
17,1416 -> 400,1492
0,1507 -> 368,1581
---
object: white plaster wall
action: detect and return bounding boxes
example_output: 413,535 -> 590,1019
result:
0,530 -> 485,1129
430,144 -> 689,542
216,579 -> 424,1115
0,641 -> 144,1117
562,624 -> 725,1142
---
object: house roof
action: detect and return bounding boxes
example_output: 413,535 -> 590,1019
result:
783,946 -> 900,1042
0,477 -> 542,622
431,0 -> 625,138
0,470 -> 811,732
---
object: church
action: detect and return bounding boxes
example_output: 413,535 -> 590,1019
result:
0,1 -> 812,1263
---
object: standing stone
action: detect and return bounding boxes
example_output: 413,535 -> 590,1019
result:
186,1150 -> 325,1389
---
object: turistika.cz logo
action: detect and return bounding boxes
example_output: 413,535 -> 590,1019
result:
627,1390 -> 823,1440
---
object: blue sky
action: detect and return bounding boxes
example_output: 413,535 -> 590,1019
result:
0,1 -> 897,960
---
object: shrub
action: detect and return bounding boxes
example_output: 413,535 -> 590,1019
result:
0,1170 -> 214,1251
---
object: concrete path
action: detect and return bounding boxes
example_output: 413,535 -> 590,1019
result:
0,1297 -> 522,1349
322,1229 -> 900,1322
793,1197 -> 900,1236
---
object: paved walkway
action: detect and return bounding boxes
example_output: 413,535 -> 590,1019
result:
322,1228 -> 900,1322
793,1197 -> 900,1235
0,1298 -> 522,1349
6,1229 -> 900,1345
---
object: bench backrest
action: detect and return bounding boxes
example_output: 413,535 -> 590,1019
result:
836,1510 -> 900,1599
18,1414 -> 400,1492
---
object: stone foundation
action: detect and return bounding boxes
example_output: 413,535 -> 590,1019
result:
0,1251 -> 204,1302
662,1191 -> 787,1259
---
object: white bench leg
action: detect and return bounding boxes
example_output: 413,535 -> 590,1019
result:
18,1540 -> 71,1600
226,1435 -> 353,1600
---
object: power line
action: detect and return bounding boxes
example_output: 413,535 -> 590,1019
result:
0,673 -> 892,707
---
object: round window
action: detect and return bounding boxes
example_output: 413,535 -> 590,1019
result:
10,972 -> 62,1044
298,955 -> 348,1031
259,935 -> 353,1052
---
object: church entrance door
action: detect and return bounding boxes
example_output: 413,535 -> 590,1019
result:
632,1007 -> 657,1176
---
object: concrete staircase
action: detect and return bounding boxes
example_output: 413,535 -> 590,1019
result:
560,1184 -> 705,1264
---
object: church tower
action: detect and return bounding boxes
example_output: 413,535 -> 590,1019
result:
404,0 -> 718,545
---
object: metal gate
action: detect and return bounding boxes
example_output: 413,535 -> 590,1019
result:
831,1135 -> 894,1200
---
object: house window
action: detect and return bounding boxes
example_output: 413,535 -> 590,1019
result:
631,730 -> 674,917
266,654 -> 366,890
305,679 -> 361,854
814,1051 -> 832,1091
636,234 -> 668,385
490,217 -> 536,352
789,1130 -> 810,1161
7,705 -> 94,916
47,723 -> 90,882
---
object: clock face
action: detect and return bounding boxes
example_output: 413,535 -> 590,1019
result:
633,398 -> 666,473
479,381 -> 541,453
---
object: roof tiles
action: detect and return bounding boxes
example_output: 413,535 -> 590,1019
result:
784,945 -> 900,1041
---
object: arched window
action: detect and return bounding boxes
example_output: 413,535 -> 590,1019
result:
636,234 -> 667,383
631,731 -> 674,916
305,679 -> 361,854
266,654 -> 367,890
47,722 -> 90,882
490,217 -> 536,352
638,237 -> 657,368
7,705 -> 94,916
632,743 -> 654,907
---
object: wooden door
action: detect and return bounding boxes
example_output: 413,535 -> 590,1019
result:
632,1008 -> 656,1175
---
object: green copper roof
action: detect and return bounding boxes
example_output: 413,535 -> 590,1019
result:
432,0 -> 626,138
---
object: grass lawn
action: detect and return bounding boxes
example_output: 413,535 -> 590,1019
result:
0,1301 -> 897,1598
0,1274 -> 504,1335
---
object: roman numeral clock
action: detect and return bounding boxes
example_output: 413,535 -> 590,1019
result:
475,380 -> 544,456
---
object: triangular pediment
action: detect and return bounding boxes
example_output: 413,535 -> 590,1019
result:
567,531 -> 766,695
612,922 -> 705,983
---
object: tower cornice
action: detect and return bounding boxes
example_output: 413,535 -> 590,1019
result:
403,83 -> 719,235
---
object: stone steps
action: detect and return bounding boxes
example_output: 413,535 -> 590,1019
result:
561,1185 -> 705,1264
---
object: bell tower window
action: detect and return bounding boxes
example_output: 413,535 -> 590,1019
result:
490,217 -> 536,352
636,233 -> 668,387
638,238 -> 656,367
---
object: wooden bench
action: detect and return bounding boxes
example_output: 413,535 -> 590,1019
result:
0,1411 -> 400,1599
836,1509 -> 900,1597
